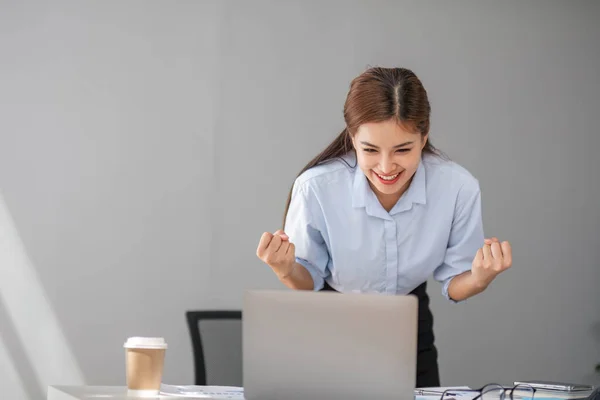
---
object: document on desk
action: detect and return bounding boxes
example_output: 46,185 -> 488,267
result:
160,384 -> 244,399
414,386 -> 593,400
415,386 -> 477,400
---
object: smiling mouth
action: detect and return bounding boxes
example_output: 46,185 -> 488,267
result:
376,172 -> 399,180
373,171 -> 402,185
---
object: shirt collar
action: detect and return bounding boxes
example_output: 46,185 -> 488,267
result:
352,156 -> 427,216
390,158 -> 427,214
351,160 -> 369,209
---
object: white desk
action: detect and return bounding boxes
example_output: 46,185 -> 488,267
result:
47,386 -> 210,400
48,385 -> 595,400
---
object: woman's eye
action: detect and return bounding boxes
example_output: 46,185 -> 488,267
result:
362,148 -> 411,154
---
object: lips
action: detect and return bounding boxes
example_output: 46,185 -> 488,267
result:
374,170 -> 402,185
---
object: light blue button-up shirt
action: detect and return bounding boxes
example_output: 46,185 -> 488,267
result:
284,151 -> 485,300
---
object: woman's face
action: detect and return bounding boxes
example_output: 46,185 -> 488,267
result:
352,118 -> 427,201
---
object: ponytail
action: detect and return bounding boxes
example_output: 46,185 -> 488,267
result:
282,128 -> 353,227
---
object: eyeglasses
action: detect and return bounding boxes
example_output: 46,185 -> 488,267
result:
441,384 -> 537,400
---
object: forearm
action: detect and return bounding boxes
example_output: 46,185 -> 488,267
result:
447,271 -> 487,301
279,262 -> 314,290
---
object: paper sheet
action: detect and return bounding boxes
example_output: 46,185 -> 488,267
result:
414,387 -> 479,400
160,384 -> 244,399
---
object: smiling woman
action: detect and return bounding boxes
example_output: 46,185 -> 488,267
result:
281,67 -> 440,217
352,119 -> 431,211
255,67 -> 513,388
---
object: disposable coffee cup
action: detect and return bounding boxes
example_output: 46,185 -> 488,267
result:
124,337 -> 167,397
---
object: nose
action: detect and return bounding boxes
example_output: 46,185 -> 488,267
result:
379,155 -> 395,174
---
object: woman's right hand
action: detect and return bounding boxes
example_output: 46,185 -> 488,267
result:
256,229 -> 296,279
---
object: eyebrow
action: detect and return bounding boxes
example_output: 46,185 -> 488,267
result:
359,141 -> 414,149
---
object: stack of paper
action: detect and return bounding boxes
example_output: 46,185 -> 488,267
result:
415,387 -> 477,400
160,384 -> 244,399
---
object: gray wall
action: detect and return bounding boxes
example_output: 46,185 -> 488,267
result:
0,0 -> 599,397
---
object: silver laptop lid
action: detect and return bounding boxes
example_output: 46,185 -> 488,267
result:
243,289 -> 418,400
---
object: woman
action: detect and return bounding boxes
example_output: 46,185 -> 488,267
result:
256,67 -> 512,387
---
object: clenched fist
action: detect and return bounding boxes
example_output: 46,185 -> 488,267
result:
256,229 -> 296,279
471,237 -> 512,288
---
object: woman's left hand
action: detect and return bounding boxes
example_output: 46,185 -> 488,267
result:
471,237 -> 512,289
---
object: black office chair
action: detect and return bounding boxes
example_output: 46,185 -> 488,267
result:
185,310 -> 243,386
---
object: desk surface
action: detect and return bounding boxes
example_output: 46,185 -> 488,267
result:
48,386 -> 209,400
47,385 -> 412,400
48,384 -> 596,400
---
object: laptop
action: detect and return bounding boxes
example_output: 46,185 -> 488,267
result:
242,289 -> 418,400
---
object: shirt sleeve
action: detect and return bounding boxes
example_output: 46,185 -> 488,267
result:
283,181 -> 330,291
433,179 -> 485,302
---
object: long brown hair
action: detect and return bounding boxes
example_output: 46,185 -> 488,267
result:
282,67 -> 438,227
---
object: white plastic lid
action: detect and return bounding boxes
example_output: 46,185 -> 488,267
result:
124,337 -> 167,349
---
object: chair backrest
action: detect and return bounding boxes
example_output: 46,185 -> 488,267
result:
185,310 -> 243,386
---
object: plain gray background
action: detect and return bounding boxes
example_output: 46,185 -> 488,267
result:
0,1 -> 599,398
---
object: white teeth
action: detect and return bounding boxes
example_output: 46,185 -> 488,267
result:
377,173 -> 398,180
